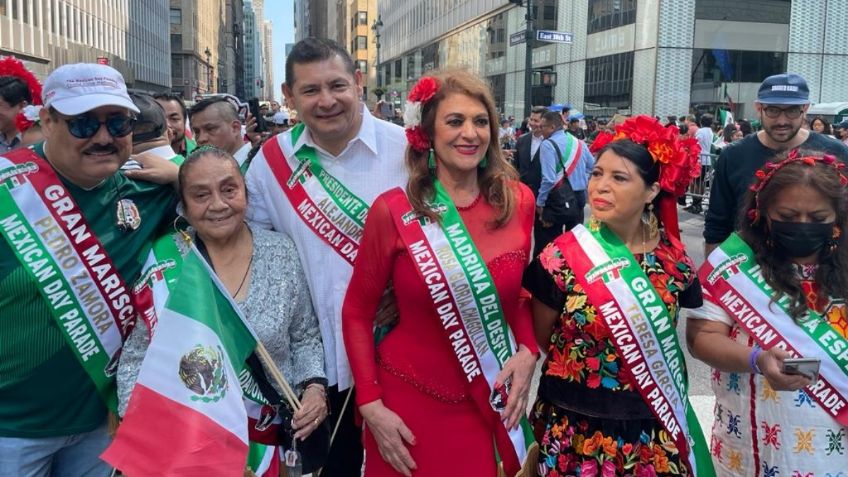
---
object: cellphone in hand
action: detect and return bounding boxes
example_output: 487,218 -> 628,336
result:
248,98 -> 269,133
782,357 -> 821,382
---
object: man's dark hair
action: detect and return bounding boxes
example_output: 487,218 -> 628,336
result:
129,92 -> 167,144
285,38 -> 356,87
542,110 -> 563,129
153,93 -> 187,120
531,106 -> 548,115
0,77 -> 32,106
188,96 -> 238,123
699,115 -> 714,128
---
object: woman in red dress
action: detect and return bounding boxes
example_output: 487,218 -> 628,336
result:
342,71 -> 539,476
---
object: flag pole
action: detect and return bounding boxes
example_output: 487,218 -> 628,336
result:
254,342 -> 302,411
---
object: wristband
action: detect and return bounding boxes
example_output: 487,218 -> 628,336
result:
749,346 -> 763,375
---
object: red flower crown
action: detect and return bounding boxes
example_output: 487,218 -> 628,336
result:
589,115 -> 701,197
747,150 -> 848,224
0,56 -> 43,132
403,76 -> 441,153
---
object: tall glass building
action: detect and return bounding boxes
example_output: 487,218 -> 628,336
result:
378,0 -> 848,120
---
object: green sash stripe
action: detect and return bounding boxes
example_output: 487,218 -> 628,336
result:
564,224 -> 714,477
718,234 -> 848,373
702,234 -> 848,426
432,181 -> 514,367
0,190 -> 116,411
290,123 -> 369,228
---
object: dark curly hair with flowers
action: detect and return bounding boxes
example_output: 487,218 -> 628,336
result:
738,150 -> 848,320
405,70 -> 518,228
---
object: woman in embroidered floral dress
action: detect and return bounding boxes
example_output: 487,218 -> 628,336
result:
687,151 -> 848,476
523,116 -> 705,477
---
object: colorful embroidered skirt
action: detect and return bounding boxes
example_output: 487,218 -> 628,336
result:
531,400 -> 688,477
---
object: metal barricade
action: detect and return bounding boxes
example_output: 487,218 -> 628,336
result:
682,154 -> 717,213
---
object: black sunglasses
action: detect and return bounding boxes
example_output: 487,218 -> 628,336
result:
60,114 -> 137,139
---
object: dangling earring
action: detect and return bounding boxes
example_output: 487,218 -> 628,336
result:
428,148 -> 436,171
829,226 -> 841,254
479,155 -> 488,169
642,204 -> 659,238
587,215 -> 601,232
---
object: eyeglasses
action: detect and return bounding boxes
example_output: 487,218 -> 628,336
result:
59,114 -> 136,139
762,106 -> 804,120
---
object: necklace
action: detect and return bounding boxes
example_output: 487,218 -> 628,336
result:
233,252 -> 254,298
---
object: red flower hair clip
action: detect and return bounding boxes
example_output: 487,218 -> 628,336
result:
0,56 -> 43,132
589,115 -> 701,197
404,76 -> 441,153
747,151 -> 848,224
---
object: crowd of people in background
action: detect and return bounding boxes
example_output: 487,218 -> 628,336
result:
1,38 -> 848,477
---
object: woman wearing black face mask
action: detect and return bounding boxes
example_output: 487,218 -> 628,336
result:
687,150 -> 848,476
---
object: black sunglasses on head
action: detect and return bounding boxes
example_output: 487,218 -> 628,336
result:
60,113 -> 137,139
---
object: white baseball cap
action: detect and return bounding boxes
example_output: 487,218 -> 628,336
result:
271,111 -> 290,125
42,63 -> 139,115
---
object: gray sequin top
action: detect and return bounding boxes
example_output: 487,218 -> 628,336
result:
117,227 -> 325,416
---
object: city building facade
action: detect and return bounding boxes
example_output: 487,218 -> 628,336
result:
221,0 -> 244,97
378,0 -> 848,121
0,0 -> 134,83
347,0 -> 377,107
243,0 -> 264,99
294,0 -> 328,41
169,0 -> 224,100
128,0 -> 171,92
263,20 -> 274,100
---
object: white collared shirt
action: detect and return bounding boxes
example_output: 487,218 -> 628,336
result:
246,105 -> 407,389
234,142 -> 252,167
530,134 -> 543,159
144,144 -> 179,160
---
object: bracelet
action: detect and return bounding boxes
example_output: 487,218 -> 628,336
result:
749,346 -> 763,375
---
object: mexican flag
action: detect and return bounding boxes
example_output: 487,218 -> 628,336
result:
102,248 -> 258,475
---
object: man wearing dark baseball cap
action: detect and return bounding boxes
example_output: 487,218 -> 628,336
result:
0,63 -> 179,476
704,72 -> 848,255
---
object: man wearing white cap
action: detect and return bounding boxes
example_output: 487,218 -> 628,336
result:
0,63 -> 178,475
270,111 -> 290,136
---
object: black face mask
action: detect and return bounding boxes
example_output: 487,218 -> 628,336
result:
769,220 -> 834,258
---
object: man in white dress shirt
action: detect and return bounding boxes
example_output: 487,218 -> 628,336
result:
246,38 -> 407,476
188,96 -> 252,169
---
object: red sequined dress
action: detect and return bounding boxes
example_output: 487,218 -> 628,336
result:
343,182 -> 538,476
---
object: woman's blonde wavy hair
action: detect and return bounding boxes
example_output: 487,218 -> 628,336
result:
405,69 -> 518,228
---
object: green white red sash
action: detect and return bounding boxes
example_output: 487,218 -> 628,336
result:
262,123 -> 368,266
132,232 -> 284,465
0,148 -> 137,413
556,224 -> 714,477
552,132 -> 581,187
384,184 -> 535,476
700,233 -> 848,426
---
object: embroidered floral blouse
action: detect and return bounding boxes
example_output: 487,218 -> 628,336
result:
523,231 -> 702,416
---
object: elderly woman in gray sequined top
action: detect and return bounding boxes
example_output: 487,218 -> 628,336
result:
117,147 -> 327,441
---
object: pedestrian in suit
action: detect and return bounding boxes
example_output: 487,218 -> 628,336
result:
515,106 -> 547,197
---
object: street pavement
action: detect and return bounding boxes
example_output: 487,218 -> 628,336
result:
527,206 -> 716,441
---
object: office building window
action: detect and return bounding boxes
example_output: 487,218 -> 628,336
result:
171,33 -> 182,51
585,51 -> 634,108
394,59 -> 402,83
172,57 -> 183,79
357,60 -> 368,73
355,35 -> 367,50
694,0 -> 790,23
691,49 -> 787,84
170,8 -> 182,25
357,11 -> 367,25
587,0 -> 637,34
